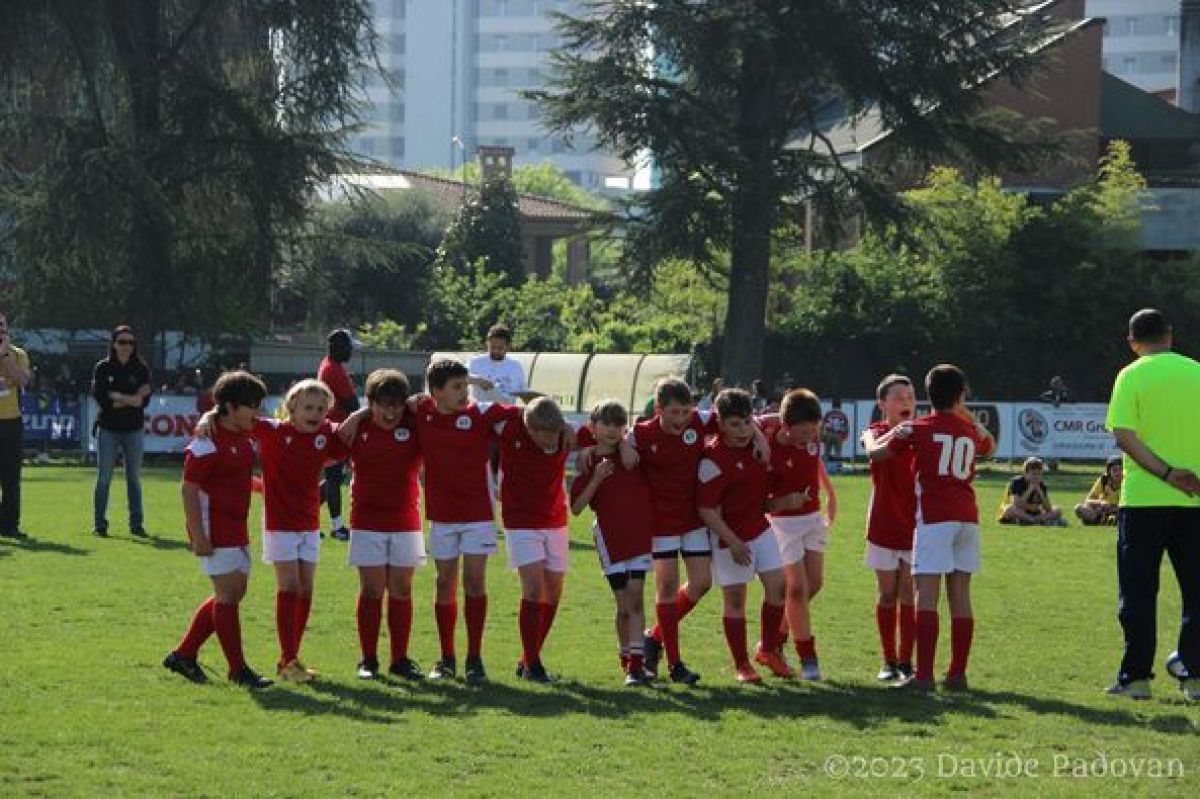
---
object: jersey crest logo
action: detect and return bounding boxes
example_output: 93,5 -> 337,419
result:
315,434 -> 327,450
514,440 -> 522,449
284,436 -> 292,446
394,428 -> 411,442
736,460 -> 745,470
230,446 -> 237,455
361,433 -> 369,442
682,429 -> 699,445
456,415 -> 472,430
786,459 -> 793,469
650,444 -> 658,454
806,443 -> 818,456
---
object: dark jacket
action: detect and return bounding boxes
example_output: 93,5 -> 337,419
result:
92,359 -> 152,433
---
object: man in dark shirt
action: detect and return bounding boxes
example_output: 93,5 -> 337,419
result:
91,326 -> 152,538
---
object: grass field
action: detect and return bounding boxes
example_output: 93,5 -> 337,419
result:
0,464 -> 1196,798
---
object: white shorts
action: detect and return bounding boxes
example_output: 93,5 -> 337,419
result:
262,531 -> 320,564
348,530 -> 426,568
710,529 -> 784,587
768,512 -> 829,566
864,541 -> 913,571
429,521 -> 498,560
506,527 -> 570,572
200,545 -> 251,576
652,527 -> 711,558
594,522 -> 653,575
912,521 -> 981,575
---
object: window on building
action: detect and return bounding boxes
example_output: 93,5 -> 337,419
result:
494,103 -> 509,120
1122,56 -> 1137,75
1125,16 -> 1139,36
1166,15 -> 1179,37
390,137 -> 405,160
390,34 -> 406,56
389,102 -> 406,124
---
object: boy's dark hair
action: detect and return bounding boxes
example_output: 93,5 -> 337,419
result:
591,399 -> 628,427
425,358 -> 469,390
365,368 -> 410,404
715,388 -> 753,419
213,370 -> 267,416
1128,308 -> 1169,343
655,377 -> 693,409
486,323 -> 511,342
876,373 -> 913,401
925,364 -> 968,411
780,388 -> 822,425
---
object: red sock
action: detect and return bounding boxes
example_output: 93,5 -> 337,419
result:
876,603 -> 898,663
760,602 -> 785,652
794,636 -> 817,660
518,599 -> 541,667
629,652 -> 644,673
176,597 -> 216,658
276,591 -> 297,664
619,650 -> 630,671
916,609 -> 939,681
356,593 -> 382,660
655,602 -> 681,666
898,604 -> 916,664
536,601 -> 559,654
676,587 -> 698,621
947,616 -> 975,678
213,601 -> 245,674
722,615 -> 749,667
292,594 -> 313,659
387,597 -> 413,664
465,594 -> 487,660
434,601 -> 457,658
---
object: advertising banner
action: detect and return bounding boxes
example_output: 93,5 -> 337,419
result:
21,393 -> 82,446
1008,403 -> 1118,460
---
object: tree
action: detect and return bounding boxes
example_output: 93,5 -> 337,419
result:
434,175 -> 526,286
0,1 -> 377,361
531,1 -> 1061,383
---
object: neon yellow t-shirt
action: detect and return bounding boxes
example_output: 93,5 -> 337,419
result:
1106,351 -> 1200,508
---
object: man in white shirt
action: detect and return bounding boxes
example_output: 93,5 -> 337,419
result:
468,324 -> 526,404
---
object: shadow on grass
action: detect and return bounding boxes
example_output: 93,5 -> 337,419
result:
0,535 -> 90,556
128,533 -> 191,552
245,670 -> 1196,733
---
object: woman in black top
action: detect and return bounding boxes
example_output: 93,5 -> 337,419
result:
91,325 -> 152,537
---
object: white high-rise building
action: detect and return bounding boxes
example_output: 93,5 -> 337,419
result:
348,0 -> 634,189
1088,0 -> 1181,98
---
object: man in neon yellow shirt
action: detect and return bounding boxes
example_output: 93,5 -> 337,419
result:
0,311 -> 32,540
1105,308 -> 1200,701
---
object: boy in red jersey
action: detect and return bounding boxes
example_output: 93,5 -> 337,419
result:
336,369 -> 425,681
499,397 -> 574,683
411,359 -> 520,686
761,388 -> 838,680
870,364 -> 995,693
860,374 -> 919,682
698,389 -> 788,683
571,400 -> 655,686
164,371 -> 272,689
318,329 -> 360,541
198,378 -> 349,683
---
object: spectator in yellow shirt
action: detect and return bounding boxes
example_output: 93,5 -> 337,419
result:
1075,455 -> 1122,526
0,310 -> 32,539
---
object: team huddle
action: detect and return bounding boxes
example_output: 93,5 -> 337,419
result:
163,357 -> 994,694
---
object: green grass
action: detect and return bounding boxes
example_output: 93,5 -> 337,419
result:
1,464 -> 1196,798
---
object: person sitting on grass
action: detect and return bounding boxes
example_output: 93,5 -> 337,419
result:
998,457 -> 1067,527
1075,455 -> 1123,526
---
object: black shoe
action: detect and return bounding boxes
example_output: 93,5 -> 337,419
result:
464,657 -> 488,686
896,661 -> 914,679
357,656 -> 380,680
523,662 -> 557,684
131,526 -> 148,538
877,662 -> 901,681
515,661 -> 527,679
669,661 -> 701,685
231,665 -> 273,690
428,656 -> 457,681
331,527 -> 350,542
389,657 -> 424,681
643,630 -> 662,678
625,667 -> 653,687
163,651 -> 208,684
0,529 -> 28,540
93,528 -> 109,538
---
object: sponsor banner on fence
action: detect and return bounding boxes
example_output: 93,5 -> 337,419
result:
85,395 -> 285,453
22,393 -> 82,446
1008,403 -> 1118,460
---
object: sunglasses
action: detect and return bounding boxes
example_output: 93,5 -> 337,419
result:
116,339 -> 135,346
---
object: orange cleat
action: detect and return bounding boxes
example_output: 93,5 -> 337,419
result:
754,647 -> 795,678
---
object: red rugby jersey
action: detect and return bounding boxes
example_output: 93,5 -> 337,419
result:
348,416 -> 423,532
412,398 -> 520,524
696,438 -> 770,546
889,411 -> 985,525
253,418 -> 347,532
570,453 -> 654,564
318,357 -> 356,423
865,420 -> 917,550
182,425 -> 256,548
631,412 -> 719,535
498,418 -> 569,529
762,420 -> 823,517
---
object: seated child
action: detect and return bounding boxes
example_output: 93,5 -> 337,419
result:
998,456 -> 1067,527
1074,455 -> 1122,526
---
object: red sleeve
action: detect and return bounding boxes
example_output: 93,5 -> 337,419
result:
182,442 -> 216,485
481,402 -> 521,425
318,360 -> 355,401
576,424 -> 597,448
700,412 -> 720,435
569,466 -> 591,504
696,457 -> 727,509
888,430 -> 916,455
252,418 -> 279,438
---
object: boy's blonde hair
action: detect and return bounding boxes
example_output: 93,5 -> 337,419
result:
523,396 -> 564,432
284,378 -> 334,418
